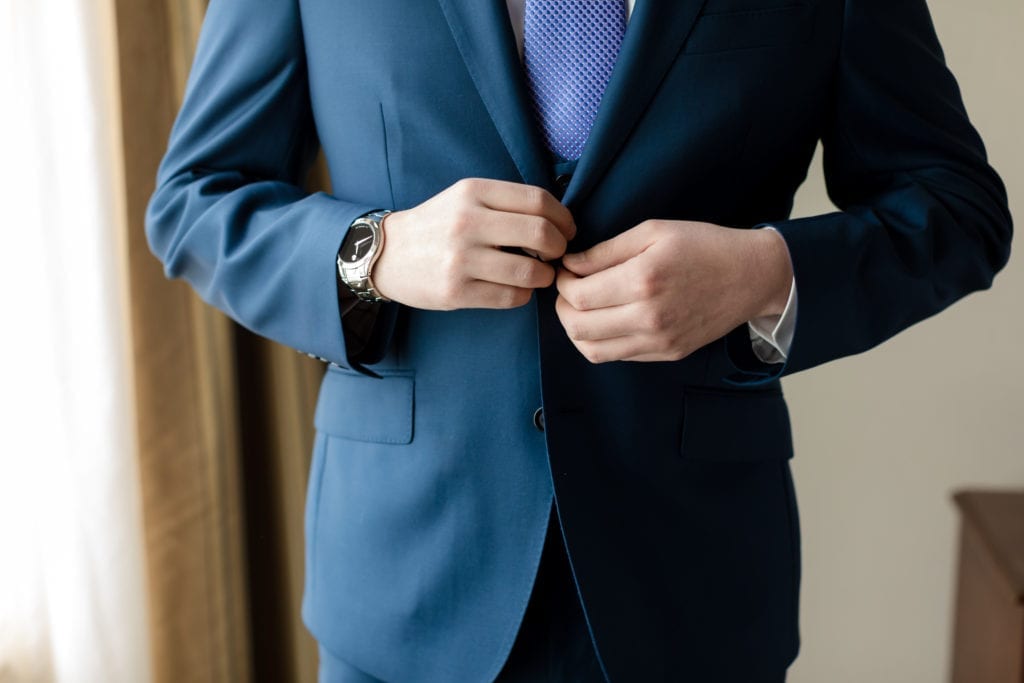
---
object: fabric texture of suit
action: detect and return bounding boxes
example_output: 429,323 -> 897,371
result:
146,0 -> 1012,680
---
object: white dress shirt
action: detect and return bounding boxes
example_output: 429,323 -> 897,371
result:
506,0 -> 797,363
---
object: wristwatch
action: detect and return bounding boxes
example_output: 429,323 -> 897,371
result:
337,209 -> 392,303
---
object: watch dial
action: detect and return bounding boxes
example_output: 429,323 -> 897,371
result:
342,224 -> 375,263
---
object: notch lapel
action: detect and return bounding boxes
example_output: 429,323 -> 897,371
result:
437,0 -> 552,189
562,0 -> 710,207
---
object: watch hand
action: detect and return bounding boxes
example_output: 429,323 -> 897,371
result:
354,235 -> 374,252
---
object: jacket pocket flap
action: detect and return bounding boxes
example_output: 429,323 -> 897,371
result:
681,387 -> 793,461
314,368 -> 414,444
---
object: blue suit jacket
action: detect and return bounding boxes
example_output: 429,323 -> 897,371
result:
146,0 -> 1012,680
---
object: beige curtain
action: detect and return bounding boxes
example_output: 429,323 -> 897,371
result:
113,0 -> 325,680
0,0 -> 151,680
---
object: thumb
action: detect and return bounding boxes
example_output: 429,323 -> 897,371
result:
562,225 -> 652,276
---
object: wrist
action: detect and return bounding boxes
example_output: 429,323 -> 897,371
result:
369,209 -> 404,302
748,227 -> 793,319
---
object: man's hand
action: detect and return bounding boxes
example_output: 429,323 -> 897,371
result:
372,178 -> 575,310
555,220 -> 793,363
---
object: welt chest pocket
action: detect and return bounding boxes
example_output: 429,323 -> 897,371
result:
684,1 -> 815,54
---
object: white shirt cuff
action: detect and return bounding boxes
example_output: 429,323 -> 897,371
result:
746,227 -> 797,364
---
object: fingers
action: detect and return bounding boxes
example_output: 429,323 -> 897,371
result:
469,249 -> 556,289
458,178 -> 576,241
478,210 -> 569,262
568,334 -> 651,365
556,265 -> 641,311
460,280 -> 534,309
556,294 -> 689,363
562,222 -> 658,276
376,177 -> 577,311
555,295 -> 644,341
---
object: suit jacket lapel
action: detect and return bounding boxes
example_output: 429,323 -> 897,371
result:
563,0 -> 709,207
437,0 -> 709,205
437,0 -> 552,189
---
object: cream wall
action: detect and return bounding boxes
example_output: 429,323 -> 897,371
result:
785,1 -> 1024,681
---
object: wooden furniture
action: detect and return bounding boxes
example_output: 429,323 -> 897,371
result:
951,490 -> 1024,683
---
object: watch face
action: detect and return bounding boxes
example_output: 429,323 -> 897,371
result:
341,224 -> 375,264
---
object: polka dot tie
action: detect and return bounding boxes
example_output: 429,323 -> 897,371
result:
524,0 -> 628,161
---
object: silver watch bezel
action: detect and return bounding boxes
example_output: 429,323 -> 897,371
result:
338,209 -> 391,303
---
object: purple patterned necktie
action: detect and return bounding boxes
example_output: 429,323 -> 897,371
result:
524,0 -> 628,161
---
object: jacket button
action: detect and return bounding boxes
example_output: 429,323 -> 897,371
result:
533,407 -> 545,432
553,173 -> 572,199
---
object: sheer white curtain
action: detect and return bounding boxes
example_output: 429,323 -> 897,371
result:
0,0 -> 151,681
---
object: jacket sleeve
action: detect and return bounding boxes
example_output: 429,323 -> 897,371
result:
724,0 -> 1012,385
145,0 -> 378,370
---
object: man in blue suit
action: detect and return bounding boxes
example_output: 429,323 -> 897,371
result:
146,0 -> 1012,680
